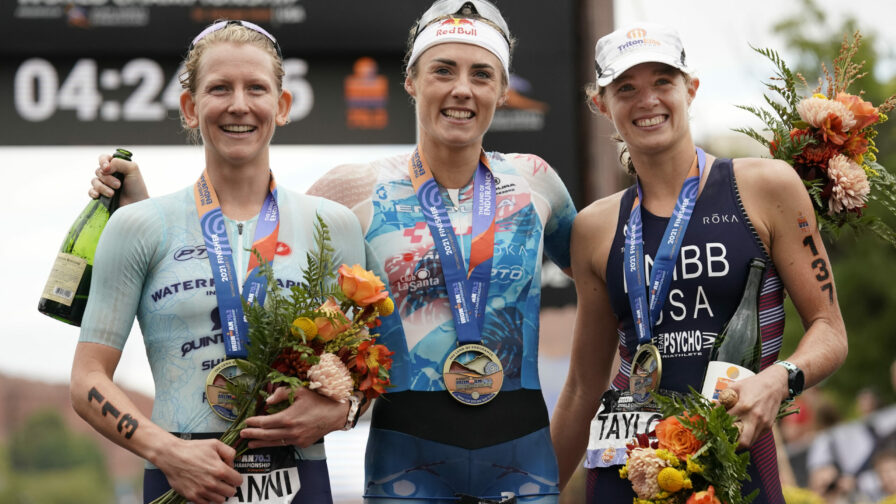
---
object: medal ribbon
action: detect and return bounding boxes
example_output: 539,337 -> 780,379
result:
194,169 -> 280,358
624,148 -> 706,348
408,147 -> 496,344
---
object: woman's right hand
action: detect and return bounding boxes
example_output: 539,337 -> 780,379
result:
90,153 -> 150,206
154,436 -> 243,504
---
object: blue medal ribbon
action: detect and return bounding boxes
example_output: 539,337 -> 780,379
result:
624,148 -> 706,348
194,170 -> 280,358
408,147 -> 497,344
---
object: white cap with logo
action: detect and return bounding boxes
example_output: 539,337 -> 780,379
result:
594,22 -> 691,87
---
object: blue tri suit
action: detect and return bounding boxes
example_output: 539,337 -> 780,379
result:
310,151 -> 577,503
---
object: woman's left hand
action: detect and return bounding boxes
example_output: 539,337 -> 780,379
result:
240,387 -> 350,448
722,364 -> 790,449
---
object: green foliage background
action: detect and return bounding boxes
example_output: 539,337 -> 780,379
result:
0,409 -> 115,504
772,0 -> 896,412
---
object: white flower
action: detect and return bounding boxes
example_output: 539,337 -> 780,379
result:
307,353 -> 353,401
626,447 -> 670,499
827,154 -> 871,214
797,96 -> 857,132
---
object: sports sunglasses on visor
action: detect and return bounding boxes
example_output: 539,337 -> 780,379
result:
189,20 -> 283,60
414,0 -> 510,44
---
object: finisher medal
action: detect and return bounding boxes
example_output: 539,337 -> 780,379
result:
194,171 -> 278,422
206,359 -> 251,421
409,147 -> 501,407
629,344 -> 662,405
623,149 -> 705,407
442,344 -> 504,406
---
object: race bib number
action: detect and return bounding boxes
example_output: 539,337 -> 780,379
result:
227,446 -> 300,503
584,391 -> 662,468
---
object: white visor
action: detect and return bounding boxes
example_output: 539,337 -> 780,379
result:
407,17 -> 510,78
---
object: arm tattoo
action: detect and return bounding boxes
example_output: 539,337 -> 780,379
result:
88,387 -> 105,404
117,414 -> 139,439
87,386 -> 140,439
802,235 -> 834,304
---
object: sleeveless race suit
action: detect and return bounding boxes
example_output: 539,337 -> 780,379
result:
79,185 -> 366,504
585,159 -> 786,504
310,151 -> 577,503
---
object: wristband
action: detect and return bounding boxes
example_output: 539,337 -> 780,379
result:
342,392 -> 364,431
774,360 -> 805,400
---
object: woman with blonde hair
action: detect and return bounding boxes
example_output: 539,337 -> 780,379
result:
72,20 -> 365,503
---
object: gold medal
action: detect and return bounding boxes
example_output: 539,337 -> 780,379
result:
630,344 -> 662,405
206,359 -> 250,421
442,344 -> 504,406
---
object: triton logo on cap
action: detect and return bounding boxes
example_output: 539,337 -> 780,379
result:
617,27 -> 660,53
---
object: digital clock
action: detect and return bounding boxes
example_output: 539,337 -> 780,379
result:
13,57 -> 314,123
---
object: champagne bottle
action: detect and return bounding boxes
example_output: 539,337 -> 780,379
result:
700,257 -> 766,401
38,148 -> 133,326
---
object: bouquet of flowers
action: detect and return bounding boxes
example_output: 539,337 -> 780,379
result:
736,32 -> 896,245
619,391 -> 756,504
152,215 -> 394,504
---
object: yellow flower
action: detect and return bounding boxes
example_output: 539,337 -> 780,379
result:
657,467 -> 684,493
685,456 -> 704,474
290,317 -> 317,338
782,485 -> 826,504
374,297 -> 395,316
812,93 -> 828,100
655,449 -> 680,467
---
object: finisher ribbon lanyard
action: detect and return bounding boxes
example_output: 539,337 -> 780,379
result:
624,148 -> 706,349
194,169 -> 280,358
408,147 -> 497,344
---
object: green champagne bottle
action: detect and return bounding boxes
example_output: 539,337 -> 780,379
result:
700,257 -> 766,400
38,148 -> 133,326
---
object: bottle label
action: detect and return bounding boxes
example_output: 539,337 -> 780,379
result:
41,252 -> 87,306
700,360 -> 755,401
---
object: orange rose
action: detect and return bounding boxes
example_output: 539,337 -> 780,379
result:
835,92 -> 879,131
655,415 -> 703,459
338,264 -> 389,306
686,485 -> 721,504
314,298 -> 351,342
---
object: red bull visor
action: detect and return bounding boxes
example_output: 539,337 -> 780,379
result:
414,0 -> 510,44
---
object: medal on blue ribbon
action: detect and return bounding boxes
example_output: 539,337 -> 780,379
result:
194,170 -> 280,420
624,149 -> 705,404
408,148 -> 503,405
